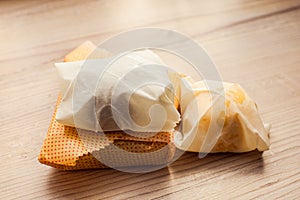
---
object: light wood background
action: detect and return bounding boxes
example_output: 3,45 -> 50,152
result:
1,0 -> 300,199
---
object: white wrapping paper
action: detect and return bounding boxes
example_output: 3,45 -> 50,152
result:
55,50 -> 181,133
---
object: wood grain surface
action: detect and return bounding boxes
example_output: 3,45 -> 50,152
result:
1,0 -> 300,199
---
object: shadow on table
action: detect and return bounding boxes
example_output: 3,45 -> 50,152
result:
45,150 -> 265,198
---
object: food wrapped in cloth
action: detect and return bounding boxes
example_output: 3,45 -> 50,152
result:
175,79 -> 270,153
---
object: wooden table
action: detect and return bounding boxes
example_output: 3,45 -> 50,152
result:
1,0 -> 299,199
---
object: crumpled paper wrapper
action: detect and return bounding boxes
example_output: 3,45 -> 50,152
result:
175,78 -> 270,153
38,41 -> 176,170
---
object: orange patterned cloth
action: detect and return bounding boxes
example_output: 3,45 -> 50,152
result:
38,41 -> 175,170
